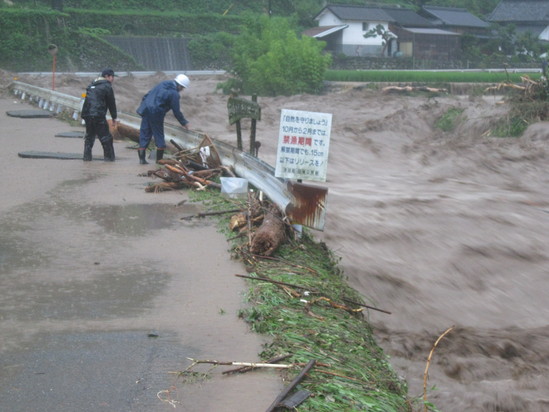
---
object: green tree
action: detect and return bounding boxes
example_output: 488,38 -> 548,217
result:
227,15 -> 331,96
364,24 -> 395,56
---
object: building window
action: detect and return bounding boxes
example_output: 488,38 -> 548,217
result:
362,22 -> 369,31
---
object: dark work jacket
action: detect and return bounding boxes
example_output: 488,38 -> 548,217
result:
136,80 -> 188,126
81,78 -> 117,120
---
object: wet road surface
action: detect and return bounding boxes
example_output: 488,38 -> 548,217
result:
0,98 -> 280,411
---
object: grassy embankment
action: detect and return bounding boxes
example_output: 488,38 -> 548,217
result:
188,189 -> 414,412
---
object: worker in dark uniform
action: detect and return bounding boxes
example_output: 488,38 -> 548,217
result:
136,74 -> 190,164
81,68 -> 118,161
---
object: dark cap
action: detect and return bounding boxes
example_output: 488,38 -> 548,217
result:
101,68 -> 115,77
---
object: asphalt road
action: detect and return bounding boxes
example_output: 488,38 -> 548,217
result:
0,98 -> 280,411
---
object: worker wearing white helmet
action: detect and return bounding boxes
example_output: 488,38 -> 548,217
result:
135,74 -> 191,164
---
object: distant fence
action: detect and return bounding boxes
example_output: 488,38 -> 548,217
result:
104,36 -> 192,71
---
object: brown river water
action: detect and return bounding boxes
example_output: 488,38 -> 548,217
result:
6,71 -> 549,411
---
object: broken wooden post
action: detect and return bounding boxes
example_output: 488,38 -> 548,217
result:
235,120 -> 243,151
250,94 -> 258,154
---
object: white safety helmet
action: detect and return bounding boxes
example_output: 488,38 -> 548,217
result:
175,74 -> 190,88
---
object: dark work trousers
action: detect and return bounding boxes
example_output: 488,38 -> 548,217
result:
139,113 -> 167,150
83,117 -> 115,161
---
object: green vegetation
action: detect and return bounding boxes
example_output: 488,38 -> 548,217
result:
222,15 -> 331,96
491,116 -> 528,138
187,189 -> 412,411
325,70 -> 542,84
435,107 -> 465,132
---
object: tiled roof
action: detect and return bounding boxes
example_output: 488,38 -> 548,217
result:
402,28 -> 460,36
422,6 -> 490,28
487,0 -> 549,23
316,5 -> 393,22
383,7 -> 433,27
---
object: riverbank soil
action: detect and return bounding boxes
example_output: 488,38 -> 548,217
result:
4,71 -> 549,411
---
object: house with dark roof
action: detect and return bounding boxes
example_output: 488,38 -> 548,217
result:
487,0 -> 549,41
304,4 -> 462,60
419,6 -> 491,36
305,4 -> 395,56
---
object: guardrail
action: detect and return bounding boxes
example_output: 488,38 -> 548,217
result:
8,81 -> 326,230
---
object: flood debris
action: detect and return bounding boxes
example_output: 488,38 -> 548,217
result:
181,208 -> 242,221
184,357 -> 294,370
142,134 -> 228,193
235,274 -> 391,315
423,326 -> 455,412
382,85 -> 448,94
249,204 -> 286,257
265,359 -> 316,412
222,354 -> 292,375
177,356 -> 316,411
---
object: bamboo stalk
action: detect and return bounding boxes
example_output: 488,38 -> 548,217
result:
186,358 -> 293,369
222,354 -> 292,375
423,326 -> 455,412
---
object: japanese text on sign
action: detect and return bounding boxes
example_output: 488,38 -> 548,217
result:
275,109 -> 332,182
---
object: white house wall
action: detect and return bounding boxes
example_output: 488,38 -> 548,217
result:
317,12 -> 343,27
540,25 -> 549,41
316,10 -> 387,56
343,21 -> 386,46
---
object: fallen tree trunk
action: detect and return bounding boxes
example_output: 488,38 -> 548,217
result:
108,120 -> 140,142
382,85 -> 447,94
250,205 -> 286,256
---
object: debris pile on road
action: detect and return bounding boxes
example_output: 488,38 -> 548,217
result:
144,136 -> 290,257
142,135 -> 225,193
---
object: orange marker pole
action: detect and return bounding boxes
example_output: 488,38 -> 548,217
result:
52,54 -> 56,91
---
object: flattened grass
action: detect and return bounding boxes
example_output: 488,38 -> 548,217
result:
190,190 -> 410,412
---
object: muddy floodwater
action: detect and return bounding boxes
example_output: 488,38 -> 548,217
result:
3,72 -> 549,411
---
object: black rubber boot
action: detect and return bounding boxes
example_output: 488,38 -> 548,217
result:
101,142 -> 115,161
83,140 -> 93,161
156,149 -> 164,163
100,135 -> 115,161
138,149 -> 148,164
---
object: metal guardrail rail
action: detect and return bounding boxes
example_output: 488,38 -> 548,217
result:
8,81 -> 327,231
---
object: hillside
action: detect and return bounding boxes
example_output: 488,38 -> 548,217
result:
0,0 -> 502,72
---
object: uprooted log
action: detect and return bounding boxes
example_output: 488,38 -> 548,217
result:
229,191 -> 264,232
250,205 -> 287,256
382,85 -> 448,94
484,76 -> 542,97
108,119 -> 139,143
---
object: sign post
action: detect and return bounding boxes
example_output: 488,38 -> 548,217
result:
275,109 -> 332,182
275,109 -> 332,231
227,95 -> 261,154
